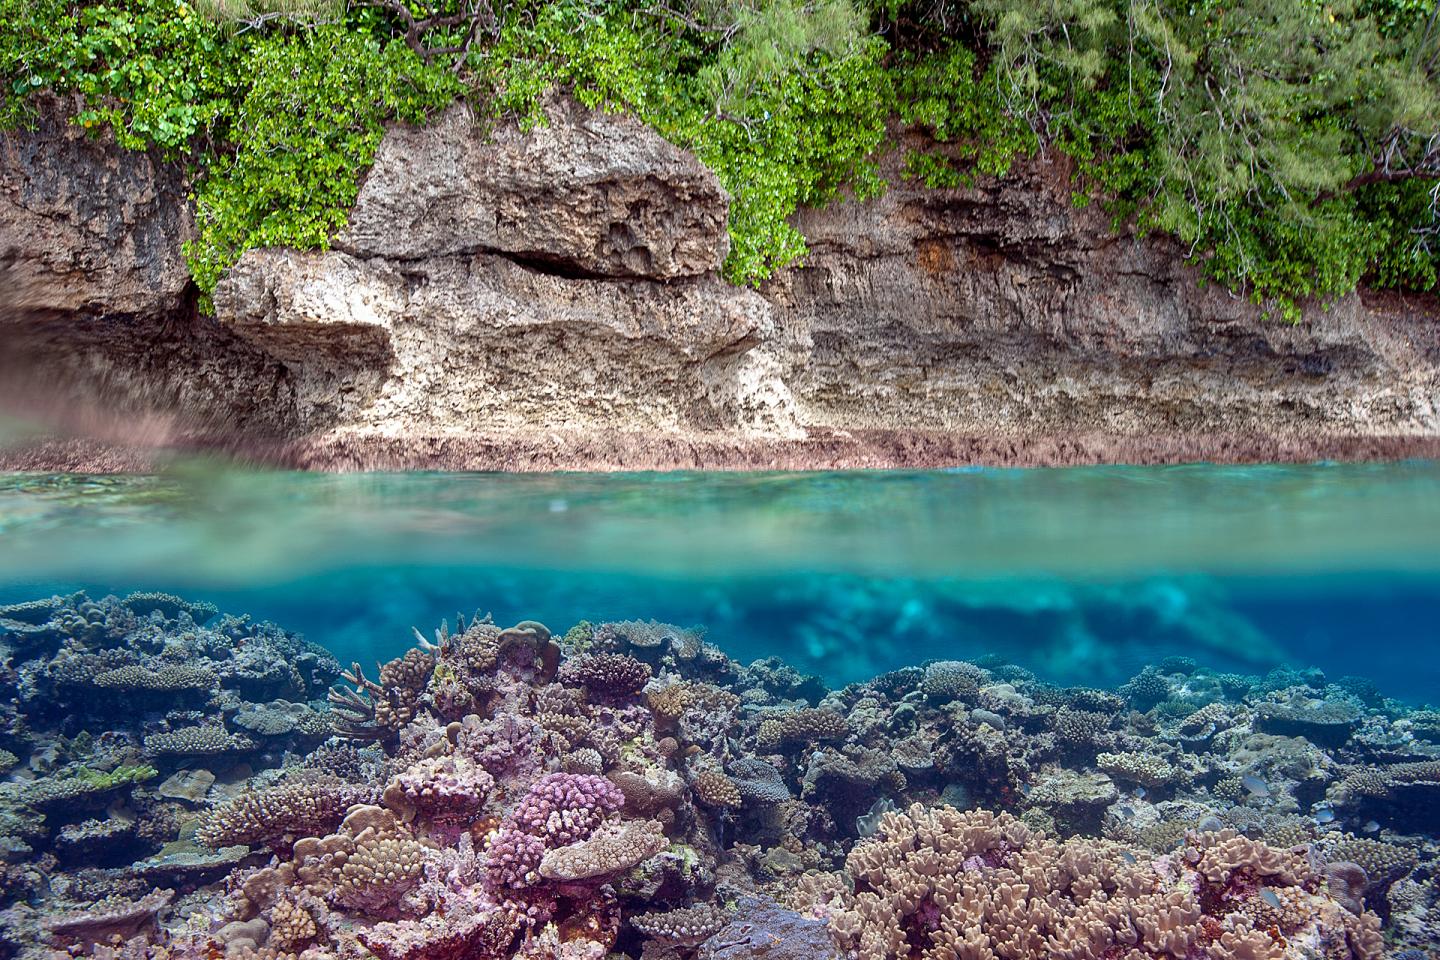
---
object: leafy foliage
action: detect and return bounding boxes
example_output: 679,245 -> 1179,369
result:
892,45 -> 1036,187
969,0 -> 1440,316
1,0 -> 1438,311
477,0 -> 891,284
185,25 -> 462,294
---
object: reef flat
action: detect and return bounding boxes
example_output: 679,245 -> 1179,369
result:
0,592 -> 1437,959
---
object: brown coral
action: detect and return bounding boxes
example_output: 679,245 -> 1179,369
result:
815,805 -> 1382,960
755,708 -> 849,751
560,652 -> 652,699
267,894 -> 318,952
196,780 -> 375,849
537,818 -> 667,881
692,770 -> 743,810
631,902 -> 729,948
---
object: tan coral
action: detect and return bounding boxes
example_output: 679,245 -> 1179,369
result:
537,818 -> 666,881
267,894 -> 317,952
196,780 -> 375,849
691,771 -> 743,810
813,805 -> 1381,960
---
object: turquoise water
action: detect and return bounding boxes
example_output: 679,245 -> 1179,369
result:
2,461 -> 1438,701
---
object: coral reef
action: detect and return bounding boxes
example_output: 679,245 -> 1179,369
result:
0,593 -> 1436,959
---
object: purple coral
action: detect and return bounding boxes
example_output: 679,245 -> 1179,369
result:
484,773 -> 624,891
486,828 -> 549,890
510,774 -> 623,845
387,755 -> 495,823
455,713 -> 542,781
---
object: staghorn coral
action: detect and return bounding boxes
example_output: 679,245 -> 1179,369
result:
3,596 -> 1438,960
328,659 -> 426,742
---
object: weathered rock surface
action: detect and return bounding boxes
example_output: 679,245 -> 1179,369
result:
0,97 -> 295,445
0,94 -> 192,316
209,100 -> 792,436
2,97 -> 1438,471
213,246 -> 794,434
338,100 -> 729,279
767,148 -> 1440,444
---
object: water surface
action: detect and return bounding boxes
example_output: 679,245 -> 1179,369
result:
2,461 -> 1437,699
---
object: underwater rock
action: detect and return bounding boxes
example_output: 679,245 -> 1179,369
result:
155,768 -> 216,803
696,897 -> 840,959
42,888 -> 175,948
1026,769 -> 1119,833
1257,699 -> 1362,747
128,842 -> 250,887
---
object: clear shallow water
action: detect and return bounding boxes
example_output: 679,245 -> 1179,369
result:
1,461 -> 1438,700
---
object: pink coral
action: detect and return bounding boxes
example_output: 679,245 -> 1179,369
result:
508,773 -> 623,845
483,773 -> 625,891
385,754 -> 495,823
455,713 -> 543,782
486,827 -> 550,890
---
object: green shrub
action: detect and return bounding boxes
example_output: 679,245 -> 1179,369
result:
185,26 -> 461,295
1,0 -> 1436,312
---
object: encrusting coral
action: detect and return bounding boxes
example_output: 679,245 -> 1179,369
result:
0,594 -> 1434,960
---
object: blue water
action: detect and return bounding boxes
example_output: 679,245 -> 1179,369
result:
2,462 -> 1438,701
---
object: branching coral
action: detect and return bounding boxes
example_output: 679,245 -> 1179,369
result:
329,659 -> 428,742
3,597 -> 1435,960
144,726 -> 258,757
196,780 -> 377,849
814,805 -> 1383,960
484,773 -> 625,890
559,653 -> 652,700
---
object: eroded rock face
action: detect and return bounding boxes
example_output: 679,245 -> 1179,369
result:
211,98 -> 794,437
2,97 -> 1438,469
338,100 -> 729,279
0,97 -> 295,445
765,149 -> 1439,443
214,246 -> 794,434
0,95 -> 193,317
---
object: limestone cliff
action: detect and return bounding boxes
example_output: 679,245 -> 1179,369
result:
2,96 -> 1437,470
